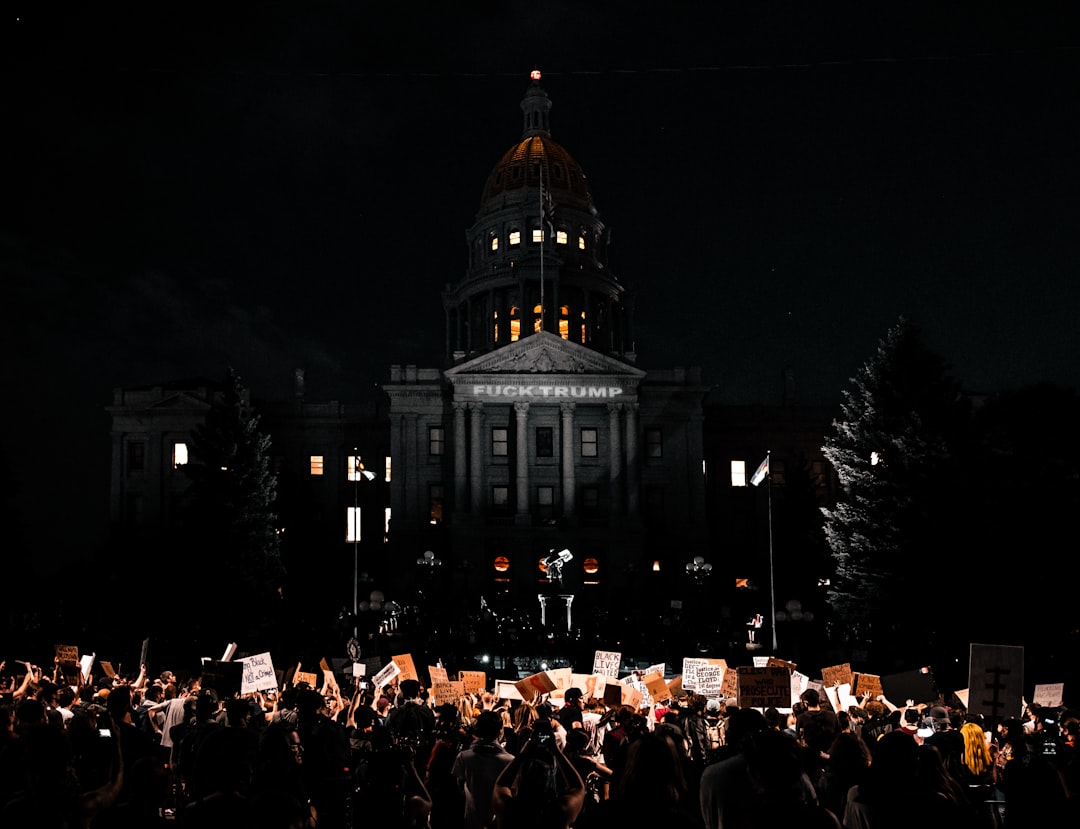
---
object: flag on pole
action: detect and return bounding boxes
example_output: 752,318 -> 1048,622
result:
750,455 -> 769,486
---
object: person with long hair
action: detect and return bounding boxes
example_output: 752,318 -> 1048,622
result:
493,719 -> 584,829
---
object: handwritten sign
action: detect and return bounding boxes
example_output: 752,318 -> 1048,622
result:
546,667 -> 572,693
239,652 -> 279,693
737,666 -> 791,708
593,650 -> 622,678
573,673 -> 608,701
623,686 -> 644,710
55,644 -> 79,665
766,657 -> 796,672
392,654 -> 418,682
851,672 -> 883,700
697,664 -> 725,697
294,671 -> 319,688
429,666 -> 449,685
821,662 -> 854,688
433,680 -> 465,705
372,661 -> 402,690
100,660 -> 116,678
642,671 -> 670,701
720,668 -> 738,701
495,679 -> 523,701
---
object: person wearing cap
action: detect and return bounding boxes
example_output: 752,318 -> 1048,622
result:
555,687 -> 584,731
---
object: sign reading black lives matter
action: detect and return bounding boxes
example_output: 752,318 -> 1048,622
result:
593,650 -> 621,678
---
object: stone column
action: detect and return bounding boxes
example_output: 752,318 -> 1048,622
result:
625,402 -> 640,515
515,401 -> 530,520
403,413 -> 418,521
608,402 -> 623,514
560,402 -> 575,517
453,402 -> 467,519
468,402 -> 484,513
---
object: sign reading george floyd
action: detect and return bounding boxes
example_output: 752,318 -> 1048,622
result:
737,666 -> 791,708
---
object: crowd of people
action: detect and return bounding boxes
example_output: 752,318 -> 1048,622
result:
1,656 -> 1078,828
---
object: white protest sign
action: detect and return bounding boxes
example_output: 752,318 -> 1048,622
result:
697,663 -> 724,697
593,650 -> 622,678
1033,683 -> 1064,708
239,652 -> 279,693
682,657 -> 707,691
372,660 -> 402,690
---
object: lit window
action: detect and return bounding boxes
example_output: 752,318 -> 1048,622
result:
429,427 -> 445,456
490,234 -> 499,251
126,441 -> 146,474
580,310 -> 586,343
536,427 -> 553,458
383,507 -> 391,539
310,455 -> 325,476
533,303 -> 542,334
492,428 -> 508,457
731,460 -> 746,487
532,228 -> 544,243
645,428 -> 662,458
559,305 -> 569,340
581,429 -> 598,458
492,486 -> 509,508
578,235 -> 586,250
384,456 -> 392,482
509,230 -> 521,246
346,507 -> 361,542
347,455 -> 375,481
429,484 -> 445,524
492,309 -> 499,342
510,306 -> 521,341
556,229 -> 568,245
494,555 -> 511,573
172,442 -> 188,468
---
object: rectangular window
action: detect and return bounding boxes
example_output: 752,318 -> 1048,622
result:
556,230 -> 568,245
310,455 -> 324,476
537,485 -> 554,521
429,426 -> 445,456
645,428 -> 662,458
347,455 -> 363,481
492,427 -> 508,457
346,507 -> 361,542
509,230 -> 521,246
492,485 -> 510,509
532,228 -> 545,243
172,442 -> 188,468
429,484 -> 445,524
536,426 -> 554,458
384,456 -> 392,483
126,441 -> 146,474
731,460 -> 746,487
581,428 -> 598,458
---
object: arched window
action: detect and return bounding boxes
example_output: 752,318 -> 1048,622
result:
509,229 -> 521,246
489,232 -> 499,252
510,306 -> 521,342
580,310 -> 586,343
559,305 -> 570,340
556,229 -> 568,245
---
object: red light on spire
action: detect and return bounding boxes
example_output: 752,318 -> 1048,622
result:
530,69 -> 542,81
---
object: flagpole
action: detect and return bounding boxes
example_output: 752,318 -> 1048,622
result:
539,164 -> 545,332
766,449 -> 777,651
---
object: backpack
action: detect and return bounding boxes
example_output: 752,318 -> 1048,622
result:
705,717 -> 723,753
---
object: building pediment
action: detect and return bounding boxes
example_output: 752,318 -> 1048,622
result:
446,331 -> 645,378
146,391 -> 214,411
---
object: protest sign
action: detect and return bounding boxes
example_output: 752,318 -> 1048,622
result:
643,671 -> 670,701
720,668 -> 738,701
1033,683 -> 1064,708
881,667 -> 937,707
459,670 -> 487,695
239,652 -> 279,693
968,644 -> 1024,721
495,680 -> 523,701
696,663 -> 724,698
392,654 -> 419,682
429,666 -> 449,685
99,661 -> 116,678
851,672 -> 883,700
546,667 -> 573,694
737,666 -> 790,708
593,650 -> 621,678
294,670 -> 319,688
821,662 -> 853,688
372,661 -> 402,690
623,685 -> 644,710
515,671 -> 557,702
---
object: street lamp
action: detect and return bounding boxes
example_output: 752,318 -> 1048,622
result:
686,555 -> 713,585
348,452 -> 376,640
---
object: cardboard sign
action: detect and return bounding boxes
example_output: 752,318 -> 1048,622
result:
667,675 -> 684,699
515,671 -> 557,702
546,667 -> 572,693
603,682 -> 624,706
457,664 -> 488,690
696,663 -> 725,697
766,657 -> 796,672
821,663 -> 853,688
392,654 -> 418,682
100,661 -> 116,678
623,686 -> 644,710
642,671 -> 670,701
575,673 -> 607,701
593,650 -> 622,678
239,652 -> 279,693
737,666 -> 791,708
851,672 -> 883,700
372,661 -> 402,690
968,644 -> 1024,721
429,666 -> 449,685
293,671 -> 319,688
1032,683 -> 1064,708
55,644 -> 79,665
432,680 -> 458,704
720,668 -> 738,702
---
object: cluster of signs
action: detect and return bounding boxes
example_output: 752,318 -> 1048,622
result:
51,641 -> 1065,718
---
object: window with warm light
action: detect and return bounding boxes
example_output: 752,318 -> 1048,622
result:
494,555 -> 510,572
556,229 -> 568,245
581,428 -> 598,458
347,455 -> 367,481
510,306 -> 521,341
429,484 -> 444,524
533,303 -> 542,334
731,460 -> 746,487
532,228 -> 544,243
492,428 -> 508,457
580,310 -> 586,343
559,305 -> 569,339
652,560 -> 662,572
578,234 -> 586,250
346,507 -> 361,542
509,230 -> 521,246
493,310 -> 499,342
384,456 -> 392,482
310,455 -> 324,476
490,234 -> 499,252
172,442 -> 188,468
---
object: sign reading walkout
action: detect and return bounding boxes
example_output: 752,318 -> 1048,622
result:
737,667 -> 791,708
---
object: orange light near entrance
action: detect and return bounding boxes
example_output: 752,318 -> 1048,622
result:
494,556 -> 510,572
530,70 -> 542,81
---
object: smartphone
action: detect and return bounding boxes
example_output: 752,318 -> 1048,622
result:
99,728 -> 112,738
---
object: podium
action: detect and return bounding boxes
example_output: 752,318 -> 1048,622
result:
538,593 -> 575,633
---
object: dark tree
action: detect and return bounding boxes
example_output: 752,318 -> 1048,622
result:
821,319 -> 968,665
182,367 -> 285,649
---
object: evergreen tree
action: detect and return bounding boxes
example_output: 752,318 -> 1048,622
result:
182,367 -> 285,648
821,319 -> 967,663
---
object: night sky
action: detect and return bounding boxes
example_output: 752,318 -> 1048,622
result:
6,3 -> 1080,563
